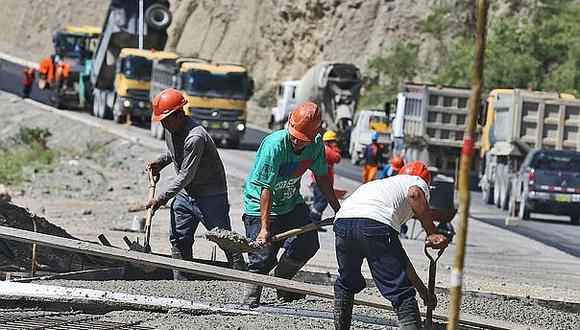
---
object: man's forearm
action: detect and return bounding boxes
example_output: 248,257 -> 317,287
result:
406,261 -> 428,298
260,188 -> 273,231
315,175 -> 340,212
408,187 -> 438,235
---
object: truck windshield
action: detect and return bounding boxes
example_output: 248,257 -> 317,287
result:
183,70 -> 248,100
531,152 -> 580,172
54,33 -> 94,60
369,115 -> 388,132
121,56 -> 153,81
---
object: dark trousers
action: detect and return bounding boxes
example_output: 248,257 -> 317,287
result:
170,191 -> 244,264
243,203 -> 320,274
309,182 -> 328,222
22,85 -> 32,98
333,218 -> 416,308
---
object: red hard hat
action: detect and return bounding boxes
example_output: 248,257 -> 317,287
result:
399,161 -> 431,185
390,156 -> 405,172
288,102 -> 322,142
151,88 -> 187,121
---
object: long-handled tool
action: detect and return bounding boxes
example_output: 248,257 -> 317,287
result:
424,245 -> 445,329
143,170 -> 158,253
206,217 -> 334,253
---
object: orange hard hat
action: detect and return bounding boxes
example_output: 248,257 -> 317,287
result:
288,101 -> 322,141
390,156 -> 405,172
399,161 -> 431,185
151,88 -> 187,122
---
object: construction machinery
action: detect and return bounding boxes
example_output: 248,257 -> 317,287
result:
294,62 -> 362,152
392,83 -> 480,178
269,80 -> 299,130
478,89 -> 580,218
112,48 -> 177,123
149,58 -> 254,147
38,26 -> 101,109
91,0 -> 172,119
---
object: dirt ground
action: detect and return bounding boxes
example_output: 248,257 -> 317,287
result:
1,91 -> 579,329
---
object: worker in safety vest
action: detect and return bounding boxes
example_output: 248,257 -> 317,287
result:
309,130 -> 341,224
361,131 -> 384,183
333,161 -> 449,330
38,56 -> 55,87
145,88 -> 246,280
22,67 -> 35,98
242,101 -> 340,307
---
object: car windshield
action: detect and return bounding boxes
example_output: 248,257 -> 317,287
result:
121,56 -> 153,81
183,69 -> 248,100
531,152 -> 580,172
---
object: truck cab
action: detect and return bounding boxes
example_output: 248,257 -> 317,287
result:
150,58 -> 254,148
349,110 -> 391,164
269,80 -> 299,130
113,48 -> 177,123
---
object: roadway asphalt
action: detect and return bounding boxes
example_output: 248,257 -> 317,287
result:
1,55 -> 578,258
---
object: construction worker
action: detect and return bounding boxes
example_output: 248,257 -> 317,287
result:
38,56 -> 55,88
22,67 -> 35,98
309,130 -> 341,224
145,88 -> 246,280
242,101 -> 340,307
361,131 -> 383,183
332,161 -> 449,330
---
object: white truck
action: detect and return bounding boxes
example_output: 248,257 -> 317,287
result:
393,83 -> 479,178
478,89 -> 580,219
349,110 -> 391,164
269,80 -> 299,130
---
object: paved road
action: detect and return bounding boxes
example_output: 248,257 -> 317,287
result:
1,55 -> 579,258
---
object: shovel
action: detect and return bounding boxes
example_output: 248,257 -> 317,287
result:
424,245 -> 445,329
206,217 -> 334,253
143,170 -> 159,253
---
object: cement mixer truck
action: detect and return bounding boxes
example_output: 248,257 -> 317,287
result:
290,62 -> 362,151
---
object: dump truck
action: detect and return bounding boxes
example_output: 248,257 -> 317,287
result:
112,48 -> 177,123
393,83 -> 480,178
38,26 -> 101,109
149,58 -> 254,147
478,89 -> 580,218
91,0 -> 172,119
269,80 -> 299,130
294,62 -> 362,152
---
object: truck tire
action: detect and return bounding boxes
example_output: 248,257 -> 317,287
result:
145,4 -> 172,31
500,179 -> 510,210
493,164 -> 502,208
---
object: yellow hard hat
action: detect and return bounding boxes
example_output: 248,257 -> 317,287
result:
323,130 -> 338,142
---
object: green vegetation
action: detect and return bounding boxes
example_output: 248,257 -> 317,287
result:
361,0 -> 580,107
0,127 -> 56,185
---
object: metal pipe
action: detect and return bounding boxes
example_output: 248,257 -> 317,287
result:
446,1 -> 489,329
138,0 -> 144,50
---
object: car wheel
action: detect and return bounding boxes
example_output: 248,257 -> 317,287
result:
571,216 -> 579,225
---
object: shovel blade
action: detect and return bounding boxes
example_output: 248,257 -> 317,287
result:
205,227 -> 263,253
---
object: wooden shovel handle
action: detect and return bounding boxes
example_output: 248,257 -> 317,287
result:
144,170 -> 158,249
270,217 -> 334,243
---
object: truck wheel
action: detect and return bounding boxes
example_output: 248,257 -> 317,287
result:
145,4 -> 172,31
482,185 -> 494,205
500,180 -> 510,210
226,139 -> 240,148
518,196 -> 530,221
571,216 -> 579,225
113,112 -> 126,124
493,165 -> 502,208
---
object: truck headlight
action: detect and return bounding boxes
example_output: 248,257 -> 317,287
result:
123,99 -> 131,108
236,123 -> 245,131
222,122 -> 230,129
138,101 -> 145,108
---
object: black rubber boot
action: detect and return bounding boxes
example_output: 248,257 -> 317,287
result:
394,296 -> 423,330
274,255 -> 307,302
170,243 -> 192,281
226,251 -> 248,271
334,291 -> 354,330
242,283 -> 263,308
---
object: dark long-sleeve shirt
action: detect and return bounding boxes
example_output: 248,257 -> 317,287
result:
155,117 -> 227,205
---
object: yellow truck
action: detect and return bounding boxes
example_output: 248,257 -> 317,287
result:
112,48 -> 177,123
150,58 -> 254,147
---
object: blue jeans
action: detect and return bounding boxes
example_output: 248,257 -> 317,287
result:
170,191 -> 244,265
309,182 -> 328,222
243,203 -> 320,274
333,218 -> 415,308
